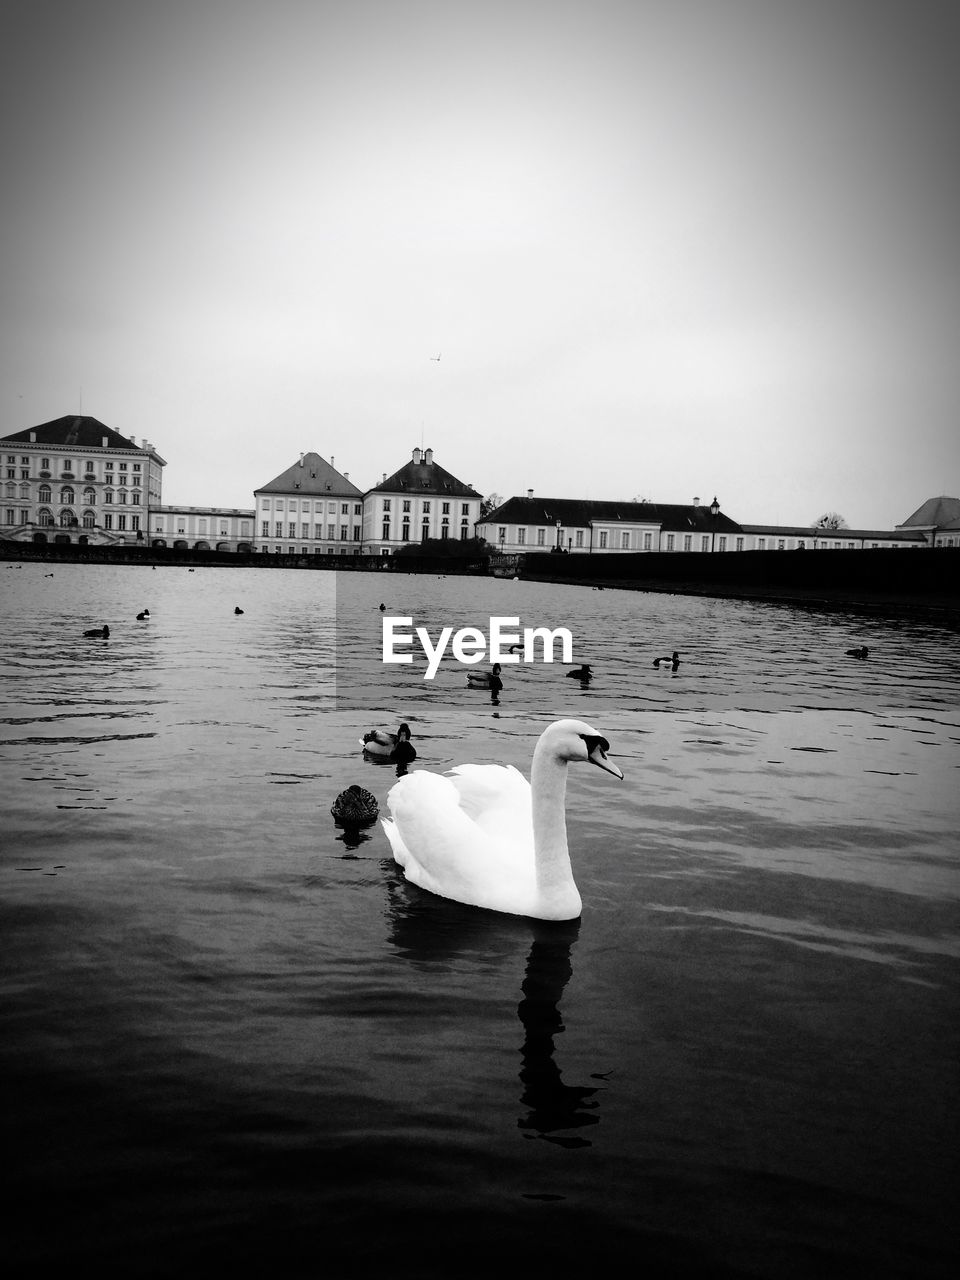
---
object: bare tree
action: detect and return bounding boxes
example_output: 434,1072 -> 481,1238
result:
480,492 -> 504,519
814,511 -> 848,529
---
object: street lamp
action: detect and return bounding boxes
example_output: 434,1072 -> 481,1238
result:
710,496 -> 720,552
555,519 -> 562,551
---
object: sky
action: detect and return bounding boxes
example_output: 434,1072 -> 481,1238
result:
1,0 -> 957,529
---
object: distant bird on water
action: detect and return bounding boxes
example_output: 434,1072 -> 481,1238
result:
846,646 -> 869,659
234,606 -> 244,614
566,664 -> 593,681
430,353 -> 441,362
654,652 -> 680,670
136,611 -> 148,620
84,625 -> 109,638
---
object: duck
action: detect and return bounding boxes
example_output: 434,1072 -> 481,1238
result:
330,784 -> 380,828
136,611 -> 148,620
379,603 -> 387,612
361,723 -> 417,764
846,646 -> 869,659
381,718 -> 623,920
467,663 -> 502,688
84,625 -> 109,638
234,606 -> 244,614
653,652 -> 680,669
566,664 -> 592,681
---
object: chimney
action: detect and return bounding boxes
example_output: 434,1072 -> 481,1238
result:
383,473 -> 387,483
299,453 -> 304,467
29,431 -> 36,442
412,447 -> 422,464
102,436 -> 109,448
330,456 -> 334,469
424,447 -> 433,465
693,496 -> 699,507
343,472 -> 349,481
527,488 -> 534,498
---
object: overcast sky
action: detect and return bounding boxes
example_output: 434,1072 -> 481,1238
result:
1,0 -> 957,528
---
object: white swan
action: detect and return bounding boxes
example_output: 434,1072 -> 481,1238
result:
381,718 -> 623,920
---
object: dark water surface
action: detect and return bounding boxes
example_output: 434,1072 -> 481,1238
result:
2,564 -> 957,1278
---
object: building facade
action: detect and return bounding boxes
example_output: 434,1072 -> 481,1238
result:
896,496 -> 960,548
254,452 -> 364,556
151,505 -> 255,551
738,524 -> 928,551
363,447 -> 482,555
0,415 -> 165,545
477,494 -> 742,554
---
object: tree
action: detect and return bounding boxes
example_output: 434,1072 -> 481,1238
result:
814,512 -> 848,530
480,492 -> 504,519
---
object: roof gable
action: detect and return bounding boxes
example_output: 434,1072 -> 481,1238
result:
255,452 -> 362,497
367,454 -> 480,498
483,495 -> 741,532
2,415 -> 139,450
898,495 -> 960,528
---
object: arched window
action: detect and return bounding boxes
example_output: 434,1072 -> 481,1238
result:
82,510 -> 96,528
38,484 -> 51,503
37,507 -> 54,526
83,487 -> 96,505
59,508 -> 76,527
60,486 -> 74,505
104,489 -> 114,505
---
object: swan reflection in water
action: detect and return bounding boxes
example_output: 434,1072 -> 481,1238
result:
517,923 -> 600,1147
386,884 -> 602,1147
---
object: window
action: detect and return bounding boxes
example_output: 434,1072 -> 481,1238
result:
683,535 -> 692,552
460,526 -> 468,540
352,525 -> 360,541
131,515 -> 140,531
735,537 -> 743,551
621,531 -> 629,549
82,511 -> 95,528
575,530 -> 584,547
402,522 -> 410,540
758,537 -> 766,550
666,534 -> 675,551
598,530 -> 608,549
5,509 -> 13,524
60,486 -> 75,504
402,500 -> 411,512
340,526 -> 347,541
718,536 -> 727,552
41,457 -> 49,469
133,463 -> 140,472
262,521 -> 269,537
383,499 -> 391,512
777,539 -> 785,550
118,515 -> 127,530
382,522 -> 391,540
262,499 -> 271,510
441,525 -> 449,539
84,488 -> 96,505
643,532 -> 652,550
701,535 -> 709,552
354,504 -> 361,516
498,527 -> 506,542
104,489 -> 114,505
288,522 -> 296,538
117,490 -> 127,504
38,484 -> 51,503
442,502 -> 450,514
104,514 -> 112,530
461,504 -> 469,516
275,522 -> 282,537
517,528 -> 526,545
302,523 -> 309,539
20,469 -> 28,479
537,528 -> 545,545
327,523 -> 335,540
131,492 -> 140,505
341,503 -> 349,515
314,524 -> 322,540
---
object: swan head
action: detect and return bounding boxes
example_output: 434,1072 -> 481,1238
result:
537,718 -> 624,779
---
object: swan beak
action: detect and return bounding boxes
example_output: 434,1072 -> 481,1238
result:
588,741 -> 623,779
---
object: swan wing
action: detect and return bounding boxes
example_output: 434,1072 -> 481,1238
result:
383,768 -> 536,913
445,763 -> 533,846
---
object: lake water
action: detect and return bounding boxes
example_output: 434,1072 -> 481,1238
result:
2,562 -> 957,1278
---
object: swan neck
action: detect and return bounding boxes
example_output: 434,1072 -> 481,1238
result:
530,746 -> 572,892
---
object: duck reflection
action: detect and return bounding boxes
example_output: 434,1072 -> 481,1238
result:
385,888 -> 602,1146
517,922 -> 600,1147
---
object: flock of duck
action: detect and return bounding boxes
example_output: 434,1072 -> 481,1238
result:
76,597 -> 868,923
